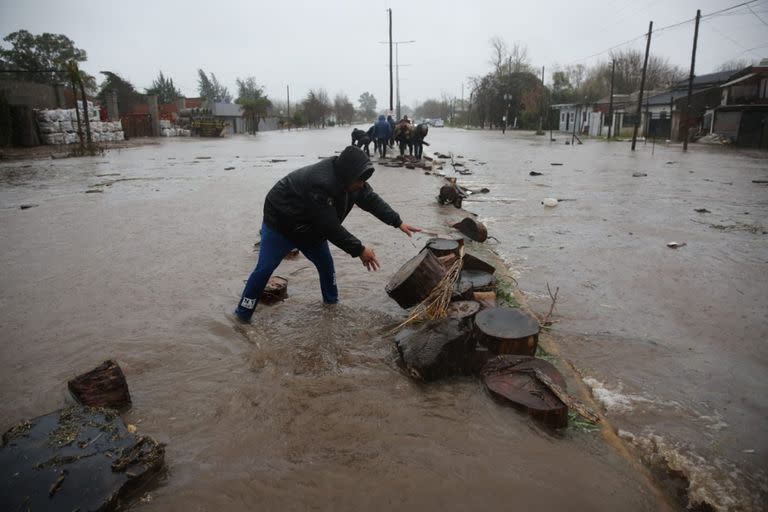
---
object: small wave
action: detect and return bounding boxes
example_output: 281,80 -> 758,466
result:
583,377 -> 681,413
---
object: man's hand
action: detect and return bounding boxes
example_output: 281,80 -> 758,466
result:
399,223 -> 422,237
359,246 -> 380,271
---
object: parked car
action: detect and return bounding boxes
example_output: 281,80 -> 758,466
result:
431,118 -> 445,127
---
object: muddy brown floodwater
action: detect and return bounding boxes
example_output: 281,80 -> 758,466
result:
0,128 -> 764,511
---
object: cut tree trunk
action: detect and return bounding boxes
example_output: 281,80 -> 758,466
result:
426,238 -> 462,258
261,276 -> 288,304
0,406 -> 165,511
452,217 -> 488,242
472,291 -> 497,309
436,254 -> 459,269
386,250 -> 446,309
67,360 -> 131,410
395,318 -> 474,380
459,270 -> 496,292
446,300 -> 481,328
481,355 -> 569,428
462,252 -> 496,274
473,307 -> 540,356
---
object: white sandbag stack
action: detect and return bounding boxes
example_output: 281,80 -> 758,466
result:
160,119 -> 191,137
35,105 -> 125,145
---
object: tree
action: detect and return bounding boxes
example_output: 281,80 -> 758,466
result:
358,91 -> 377,120
488,36 -> 508,76
303,89 -> 331,127
0,30 -> 93,88
488,37 -> 531,75
97,71 -> 143,114
235,77 -> 271,133
197,69 -> 232,103
333,93 -> 355,125
414,98 -> 449,120
716,58 -> 756,72
145,71 -> 182,104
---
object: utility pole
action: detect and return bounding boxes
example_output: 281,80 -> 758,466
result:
607,60 -> 615,139
683,9 -> 701,151
286,85 -> 290,117
537,66 -> 545,134
388,8 -> 393,113
379,39 -> 415,120
631,21 -> 653,151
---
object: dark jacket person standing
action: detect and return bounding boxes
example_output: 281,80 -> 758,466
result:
373,115 -> 392,158
235,145 -> 421,323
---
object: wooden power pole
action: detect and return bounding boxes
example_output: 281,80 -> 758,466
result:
631,21 -> 653,151
683,9 -> 701,151
388,8 -> 393,113
607,60 -> 615,139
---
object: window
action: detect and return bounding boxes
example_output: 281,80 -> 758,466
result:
561,113 -> 565,122
760,78 -> 767,99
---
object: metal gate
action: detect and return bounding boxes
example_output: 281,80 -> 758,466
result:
121,113 -> 151,139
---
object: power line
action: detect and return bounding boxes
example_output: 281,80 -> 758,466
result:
747,4 -> 768,25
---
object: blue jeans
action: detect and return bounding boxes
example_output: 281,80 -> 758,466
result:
235,223 -> 338,321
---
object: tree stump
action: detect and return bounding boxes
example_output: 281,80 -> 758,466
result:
0,406 -> 165,511
452,277 -> 474,301
452,217 -> 488,242
436,254 -> 459,269
67,360 -> 131,410
481,355 -> 569,428
395,318 -> 474,381
438,185 -> 464,208
446,300 -> 481,328
473,307 -> 540,356
261,276 -> 288,304
459,270 -> 496,292
426,238 -> 462,258
386,250 -> 446,309
462,252 -> 496,274
472,291 -> 497,309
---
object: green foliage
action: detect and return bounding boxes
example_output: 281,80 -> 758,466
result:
302,89 -> 331,127
568,411 -> 601,432
495,279 -> 521,309
145,71 -> 181,104
197,69 -> 231,103
97,71 -> 143,113
0,30 -> 93,87
358,91 -> 377,119
333,93 -> 355,125
414,99 -> 449,120
234,77 -> 271,133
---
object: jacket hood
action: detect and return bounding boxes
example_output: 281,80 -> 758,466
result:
334,145 -> 374,185
378,115 -> 386,121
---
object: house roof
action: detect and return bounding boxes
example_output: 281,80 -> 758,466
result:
673,70 -> 737,89
594,94 -> 631,105
721,72 -> 757,88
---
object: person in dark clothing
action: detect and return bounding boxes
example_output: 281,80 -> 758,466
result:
394,121 -> 413,158
351,127 -> 374,156
386,115 -> 396,148
373,115 -> 392,158
234,145 -> 421,323
411,123 -> 430,160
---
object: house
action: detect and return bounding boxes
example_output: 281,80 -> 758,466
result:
712,62 -> 768,148
209,102 -> 245,134
551,103 -> 589,133
588,94 -> 632,137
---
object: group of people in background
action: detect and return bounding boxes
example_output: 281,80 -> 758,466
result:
351,115 -> 429,161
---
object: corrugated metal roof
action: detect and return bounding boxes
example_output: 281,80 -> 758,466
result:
720,73 -> 758,88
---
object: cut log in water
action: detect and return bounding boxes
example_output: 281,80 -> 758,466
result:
436,253 -> 459,269
473,307 -> 540,355
261,276 -> 288,304
67,360 -> 131,410
386,250 -> 447,309
452,217 -> 488,242
481,355 -> 569,428
395,318 -> 474,381
438,185 -> 464,208
446,300 -> 481,328
462,252 -> 496,274
472,291 -> 497,309
0,405 -> 165,511
459,270 -> 496,292
426,238 -> 462,258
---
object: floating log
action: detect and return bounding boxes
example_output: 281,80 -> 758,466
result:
452,217 -> 488,242
67,360 -> 131,410
261,276 -> 288,304
459,270 -> 496,292
472,291 -> 497,309
386,250 -> 446,309
446,300 -> 481,328
473,307 -> 540,355
481,355 -> 569,428
462,252 -> 496,274
426,238 -> 462,258
0,405 -> 165,511
395,318 -> 474,381
438,185 -> 464,208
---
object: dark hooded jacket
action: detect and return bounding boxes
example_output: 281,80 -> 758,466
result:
263,146 -> 402,257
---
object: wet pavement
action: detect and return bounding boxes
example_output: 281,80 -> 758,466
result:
0,127 -> 764,510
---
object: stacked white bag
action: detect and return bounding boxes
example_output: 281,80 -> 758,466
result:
160,119 -> 191,137
36,104 -> 125,145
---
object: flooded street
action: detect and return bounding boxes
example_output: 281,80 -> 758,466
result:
1,127 -> 765,510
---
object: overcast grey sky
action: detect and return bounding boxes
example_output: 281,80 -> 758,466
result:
1,0 -> 767,109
